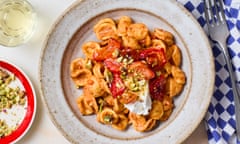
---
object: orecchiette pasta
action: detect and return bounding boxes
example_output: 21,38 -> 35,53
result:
151,39 -> 166,51
70,16 -> 186,132
117,16 -> 132,37
112,114 -> 129,131
127,23 -> 148,40
122,36 -> 140,49
139,34 -> 152,47
171,65 -> 186,84
152,28 -> 175,46
97,108 -> 119,124
94,18 -> 118,40
82,42 -> 101,59
159,109 -> 173,121
129,112 -> 156,132
170,45 -> 182,67
168,77 -> 184,97
92,63 -> 105,79
70,58 -> 88,77
149,100 -> 164,120
77,94 -> 98,115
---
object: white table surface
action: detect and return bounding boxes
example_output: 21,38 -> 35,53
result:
1,0 -> 209,143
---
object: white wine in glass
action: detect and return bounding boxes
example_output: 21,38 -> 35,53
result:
0,0 -> 36,47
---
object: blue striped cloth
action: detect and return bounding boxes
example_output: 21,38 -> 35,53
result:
177,0 -> 240,143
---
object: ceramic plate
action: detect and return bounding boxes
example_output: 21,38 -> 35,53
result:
39,0 -> 215,143
0,59 -> 36,144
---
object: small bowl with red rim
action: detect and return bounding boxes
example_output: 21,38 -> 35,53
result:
0,59 -> 36,144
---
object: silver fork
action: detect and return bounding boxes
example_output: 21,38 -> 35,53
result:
204,0 -> 240,139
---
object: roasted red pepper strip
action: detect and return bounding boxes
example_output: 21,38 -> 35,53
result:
93,38 -> 121,61
149,75 -> 166,101
110,74 -> 125,98
128,61 -> 155,80
120,48 -> 140,61
139,47 -> 167,70
104,58 -> 125,98
104,58 -> 122,73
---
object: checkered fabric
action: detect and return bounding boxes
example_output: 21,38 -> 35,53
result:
177,0 -> 240,144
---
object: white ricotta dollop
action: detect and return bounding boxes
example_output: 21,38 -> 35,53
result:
124,82 -> 152,115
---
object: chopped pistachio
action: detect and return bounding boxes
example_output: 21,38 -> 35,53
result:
19,98 -> 26,105
130,83 -> 136,89
112,49 -> 120,58
156,71 -> 162,77
122,58 -> 128,64
0,89 -> 6,96
104,69 -> 113,83
127,58 -> 134,64
0,68 -> 26,138
0,120 -> 15,137
120,74 -> 126,80
116,56 -> 123,63
103,115 -> 112,123
85,59 -> 92,69
132,86 -> 140,92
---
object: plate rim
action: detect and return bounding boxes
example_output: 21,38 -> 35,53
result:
39,0 -> 215,143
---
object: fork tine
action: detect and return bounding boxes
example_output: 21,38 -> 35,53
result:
208,0 -> 215,23
204,0 -> 226,25
218,0 -> 227,23
204,0 -> 211,10
212,0 -> 221,23
204,0 -> 212,25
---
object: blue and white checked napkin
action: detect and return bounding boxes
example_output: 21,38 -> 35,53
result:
177,0 -> 240,143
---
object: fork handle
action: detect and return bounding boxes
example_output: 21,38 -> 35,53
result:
220,42 -> 240,138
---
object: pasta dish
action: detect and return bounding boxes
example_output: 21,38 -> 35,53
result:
70,16 -> 186,132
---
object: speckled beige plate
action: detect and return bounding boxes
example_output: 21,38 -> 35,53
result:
39,0 -> 215,143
